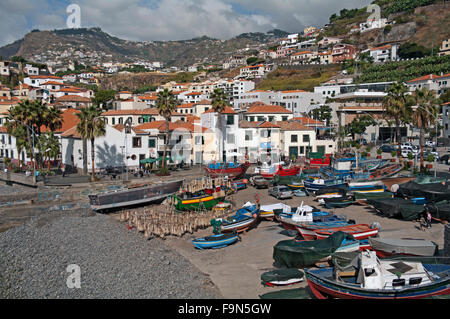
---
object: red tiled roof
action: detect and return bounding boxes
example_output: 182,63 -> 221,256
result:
291,117 -> 324,126
407,74 -> 440,83
370,44 -> 392,51
55,95 -> 92,103
42,108 -> 81,134
246,104 -> 292,114
177,103 -> 195,109
102,109 -> 160,116
41,81 -> 64,86
276,121 -> 313,131
29,75 -> 63,80
203,106 -> 237,114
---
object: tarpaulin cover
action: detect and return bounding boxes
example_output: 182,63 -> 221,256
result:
260,268 -> 304,284
367,197 -> 425,218
273,175 -> 304,186
354,191 -> 394,201
397,182 -> 450,202
273,231 -> 352,268
426,201 -> 450,221
259,288 -> 311,299
414,175 -> 447,185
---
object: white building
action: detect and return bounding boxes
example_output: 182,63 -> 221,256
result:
369,44 -> 398,63
24,75 -> 64,88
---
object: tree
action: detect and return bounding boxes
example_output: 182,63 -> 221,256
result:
156,89 -> 177,171
38,132 -> 61,170
347,115 -> 377,140
76,106 -> 106,182
383,82 -> 413,162
93,90 -> 116,109
210,88 -> 228,163
411,88 -> 439,170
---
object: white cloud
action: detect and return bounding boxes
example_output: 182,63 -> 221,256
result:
0,0 -> 374,46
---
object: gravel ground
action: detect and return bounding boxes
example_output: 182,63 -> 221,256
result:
0,209 -> 222,299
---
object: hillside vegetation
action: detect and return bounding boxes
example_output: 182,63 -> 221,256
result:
257,65 -> 342,91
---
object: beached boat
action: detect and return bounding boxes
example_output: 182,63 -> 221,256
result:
259,203 -> 291,220
398,181 -> 450,203
296,221 -> 351,240
172,190 -> 226,211
313,224 -> 379,240
426,200 -> 450,222
367,197 -> 425,220
272,175 -> 304,187
294,189 -> 307,197
212,203 -> 259,233
260,165 -> 301,179
369,238 -> 439,258
370,164 -> 403,179
273,231 -> 361,268
304,179 -> 348,195
89,180 -> 183,211
231,180 -> 247,191
305,250 -> 450,299
204,162 -> 251,180
354,191 -> 394,203
192,232 -> 239,250
261,269 -> 304,287
323,197 -> 356,209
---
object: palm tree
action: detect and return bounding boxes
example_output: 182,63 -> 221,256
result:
382,82 -> 412,162
6,100 -> 37,170
156,89 -> 177,170
411,88 -> 439,170
210,88 -> 228,162
76,106 -> 106,182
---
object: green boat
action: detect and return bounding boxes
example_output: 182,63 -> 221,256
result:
324,197 -> 356,209
354,191 -> 394,201
272,174 -> 304,186
172,194 -> 225,211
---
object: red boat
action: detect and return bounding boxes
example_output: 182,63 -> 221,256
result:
314,224 -> 379,240
204,162 -> 251,180
260,165 -> 301,179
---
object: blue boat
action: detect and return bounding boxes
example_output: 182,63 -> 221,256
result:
212,204 -> 260,234
305,250 -> 450,299
192,233 -> 239,250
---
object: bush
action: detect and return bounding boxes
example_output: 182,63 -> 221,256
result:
391,150 -> 398,158
426,154 -> 435,162
377,148 -> 383,155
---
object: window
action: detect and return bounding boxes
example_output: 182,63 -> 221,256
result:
132,137 -> 142,148
282,116 -> 288,121
300,146 -> 305,154
227,115 -> 235,125
245,130 -> 253,141
119,117 -> 123,124
291,135 -> 298,143
227,134 -> 235,144
257,116 -> 265,122
268,116 -> 274,122
148,139 -> 156,148
303,135 -> 310,143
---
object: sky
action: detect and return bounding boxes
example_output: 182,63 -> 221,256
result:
0,0 -> 373,46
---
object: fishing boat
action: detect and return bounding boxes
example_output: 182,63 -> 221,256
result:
272,174 -> 304,187
89,180 -> 183,211
296,221 -> 352,240
370,164 -> 403,179
304,178 -> 348,195
273,231 -> 361,268
212,203 -> 259,233
369,238 -> 439,258
323,197 -> 356,209
204,162 -> 251,180
314,224 -> 379,240
426,200 -> 450,222
367,197 -> 425,220
354,191 -> 394,204
231,180 -> 247,191
259,203 -> 291,220
172,191 -> 226,211
192,232 -> 239,250
315,187 -> 348,200
260,165 -> 301,179
261,269 -> 304,287
397,181 -> 450,203
305,250 -> 450,299
294,189 -> 307,197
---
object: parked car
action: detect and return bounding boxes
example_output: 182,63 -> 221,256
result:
381,144 -> 394,153
249,175 -> 269,189
268,186 -> 293,200
426,140 -> 436,148
440,154 -> 450,165
402,145 -> 419,155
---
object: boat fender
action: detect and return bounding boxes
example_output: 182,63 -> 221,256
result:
370,222 -> 381,231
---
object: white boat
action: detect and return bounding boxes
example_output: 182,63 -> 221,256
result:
254,162 -> 283,175
259,203 -> 291,219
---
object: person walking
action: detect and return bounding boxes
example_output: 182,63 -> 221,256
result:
426,208 -> 432,229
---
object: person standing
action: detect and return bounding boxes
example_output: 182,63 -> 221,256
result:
426,209 -> 432,229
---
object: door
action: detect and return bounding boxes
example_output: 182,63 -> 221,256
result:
289,147 -> 298,159
317,146 -> 325,155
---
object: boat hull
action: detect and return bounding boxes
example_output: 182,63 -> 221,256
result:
305,266 -> 450,299
204,162 -> 251,180
173,195 -> 225,211
192,234 -> 239,249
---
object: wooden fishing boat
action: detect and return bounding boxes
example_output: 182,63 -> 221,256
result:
89,180 -> 183,211
192,232 -> 239,250
259,203 -> 291,220
204,162 -> 251,180
370,164 -> 403,179
232,180 -> 247,191
213,204 -> 259,233
261,269 -> 304,287
380,176 -> 415,191
305,250 -> 450,299
323,197 -> 356,209
314,224 -> 379,240
304,179 -> 348,195
369,238 -> 439,258
354,191 -> 394,204
260,165 -> 301,179
172,193 -> 225,211
296,221 -> 351,240
273,231 -> 359,269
